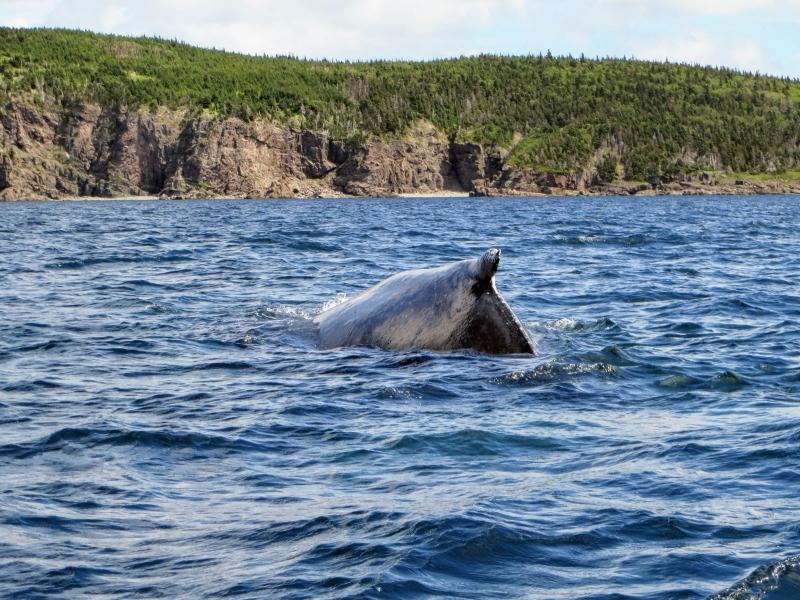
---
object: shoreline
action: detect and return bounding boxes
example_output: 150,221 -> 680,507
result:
4,94 -> 799,205
3,187 -> 800,203
396,191 -> 471,198
0,181 -> 800,204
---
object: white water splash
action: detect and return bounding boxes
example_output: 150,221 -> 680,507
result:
319,293 -> 350,314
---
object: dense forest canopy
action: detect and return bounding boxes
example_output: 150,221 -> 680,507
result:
1,27 -> 799,180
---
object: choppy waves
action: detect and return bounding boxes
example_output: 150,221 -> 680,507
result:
1,195 -> 800,599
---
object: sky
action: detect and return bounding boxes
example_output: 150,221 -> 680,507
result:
2,0 -> 800,78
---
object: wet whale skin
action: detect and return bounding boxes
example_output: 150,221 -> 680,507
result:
315,249 -> 535,355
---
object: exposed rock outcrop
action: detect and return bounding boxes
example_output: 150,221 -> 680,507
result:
1,97 -> 799,200
333,122 -> 460,196
0,154 -> 10,191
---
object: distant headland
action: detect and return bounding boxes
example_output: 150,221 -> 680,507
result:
1,28 -> 799,200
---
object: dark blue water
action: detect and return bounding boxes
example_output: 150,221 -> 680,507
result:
1,195 -> 799,599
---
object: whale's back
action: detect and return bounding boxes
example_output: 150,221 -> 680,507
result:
315,249 -> 534,354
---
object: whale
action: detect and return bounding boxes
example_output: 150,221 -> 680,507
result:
314,248 -> 535,354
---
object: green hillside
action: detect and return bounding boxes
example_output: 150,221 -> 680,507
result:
2,27 -> 799,181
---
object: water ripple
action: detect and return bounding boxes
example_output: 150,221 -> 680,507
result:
1,195 -> 799,599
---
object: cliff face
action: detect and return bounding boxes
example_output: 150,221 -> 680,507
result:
2,98 -> 799,200
0,100 -> 348,199
0,99 -> 470,199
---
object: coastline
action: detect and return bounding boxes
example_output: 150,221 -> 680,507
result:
396,191 -> 471,198
3,186 -> 799,202
3,97 -> 799,205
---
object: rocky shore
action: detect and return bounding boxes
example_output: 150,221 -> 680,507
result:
2,98 -> 799,201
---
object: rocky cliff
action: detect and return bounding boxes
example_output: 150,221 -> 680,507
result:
2,98 -> 799,200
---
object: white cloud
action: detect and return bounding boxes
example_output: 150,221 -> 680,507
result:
731,40 -> 768,73
97,5 -> 128,31
0,0 -> 60,26
635,31 -> 717,66
606,0 -> 780,15
0,0 -> 798,76
634,31 -> 768,73
665,0 -> 772,15
1,0 -> 511,59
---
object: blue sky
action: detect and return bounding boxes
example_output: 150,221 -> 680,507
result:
2,0 -> 799,77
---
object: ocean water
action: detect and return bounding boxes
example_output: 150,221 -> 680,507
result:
1,195 -> 799,600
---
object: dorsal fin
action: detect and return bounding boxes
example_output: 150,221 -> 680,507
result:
477,248 -> 501,283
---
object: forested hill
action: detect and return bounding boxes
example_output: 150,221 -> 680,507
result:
2,27 -> 800,199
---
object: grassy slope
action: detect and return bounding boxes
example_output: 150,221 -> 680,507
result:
1,27 -> 800,182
